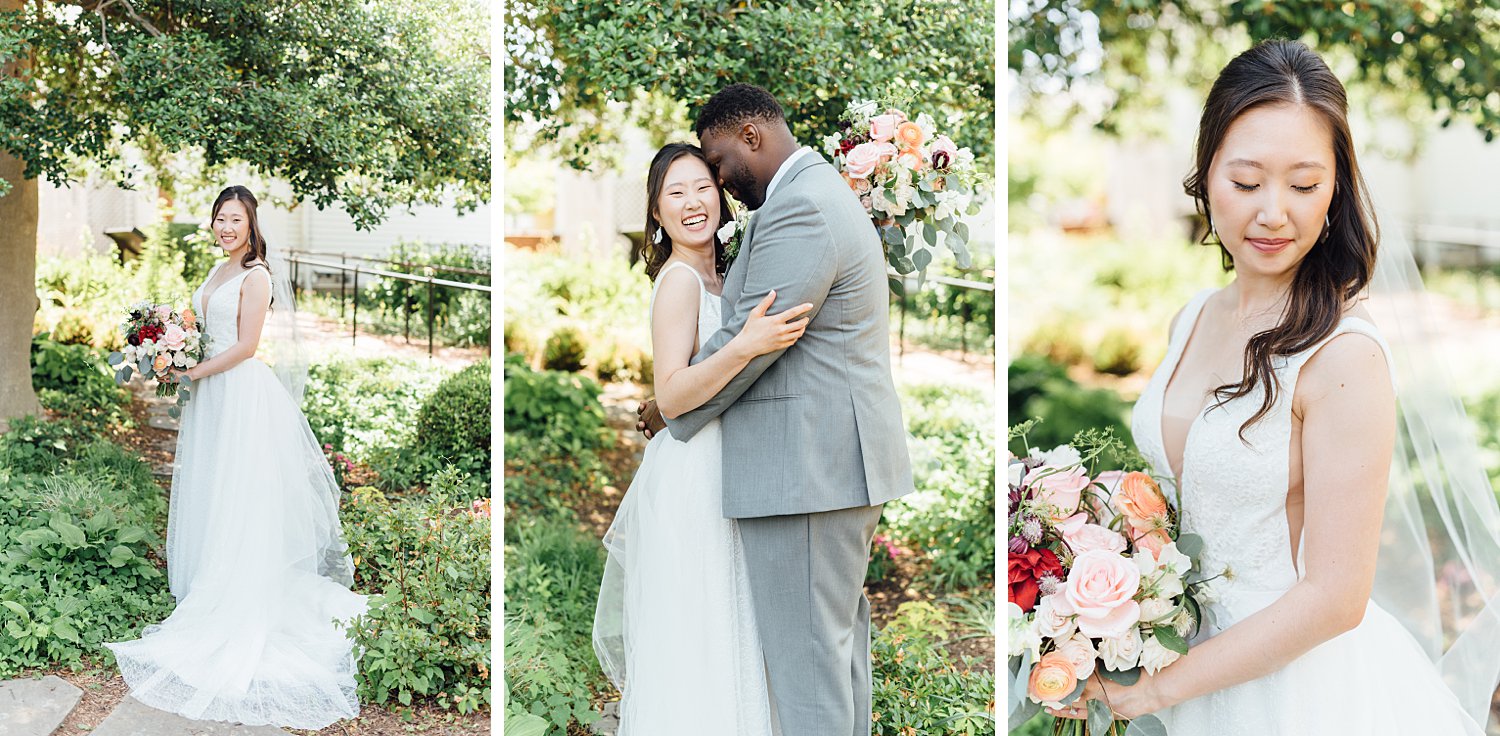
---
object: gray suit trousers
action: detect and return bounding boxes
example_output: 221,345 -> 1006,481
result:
738,503 -> 885,736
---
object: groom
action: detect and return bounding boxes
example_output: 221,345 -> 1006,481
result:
639,83 -> 913,736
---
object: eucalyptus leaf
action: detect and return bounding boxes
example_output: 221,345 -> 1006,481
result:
1087,698 -> 1114,736
1098,666 -> 1141,686
922,221 -> 938,248
881,225 -> 905,246
1060,677 -> 1089,706
168,407 -> 180,419
1125,714 -> 1168,736
1007,698 -> 1041,730
913,248 -> 933,272
1175,532 -> 1204,559
1010,649 -> 1035,705
956,221 -> 970,243
887,276 -> 905,297
106,351 -> 124,366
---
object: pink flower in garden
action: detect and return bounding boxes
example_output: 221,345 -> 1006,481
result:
1063,550 -> 1142,639
844,141 -> 896,179
471,498 -> 491,519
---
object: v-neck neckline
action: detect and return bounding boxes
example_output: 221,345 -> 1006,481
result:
1157,290 -> 1218,486
200,262 -> 261,315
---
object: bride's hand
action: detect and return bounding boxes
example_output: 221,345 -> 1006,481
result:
1046,671 -> 1164,722
734,290 -> 812,357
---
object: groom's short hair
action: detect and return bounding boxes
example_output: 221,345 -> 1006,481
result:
695,84 -> 786,138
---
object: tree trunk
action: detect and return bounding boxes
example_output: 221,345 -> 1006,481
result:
0,0 -> 42,432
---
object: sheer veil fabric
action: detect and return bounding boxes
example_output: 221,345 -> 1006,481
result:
1363,223 -> 1500,723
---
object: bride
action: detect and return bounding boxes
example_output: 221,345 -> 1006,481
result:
591,143 -> 811,734
106,186 -> 367,729
1051,40 -> 1496,733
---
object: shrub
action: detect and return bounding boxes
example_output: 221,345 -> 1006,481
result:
343,475 -> 491,713
1092,325 -> 1144,376
300,357 -> 449,462
0,429 -> 173,676
541,327 -> 587,372
502,433 -> 608,516
1009,353 -> 1137,466
1020,314 -> 1088,368
503,356 -> 608,455
413,360 -> 492,484
503,512 -> 605,735
30,335 -> 131,432
363,241 -> 491,346
871,601 -> 995,735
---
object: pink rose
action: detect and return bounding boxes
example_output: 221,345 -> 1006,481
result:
1024,465 -> 1090,520
1063,550 -> 1142,639
869,113 -> 904,143
1063,520 -> 1127,557
161,323 -> 187,352
844,141 -> 895,180
929,135 -> 959,169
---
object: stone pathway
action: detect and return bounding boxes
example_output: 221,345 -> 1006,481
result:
0,675 -> 292,736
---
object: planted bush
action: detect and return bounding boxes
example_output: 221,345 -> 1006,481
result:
343,471 -> 491,713
503,355 -> 608,455
871,601 -> 996,735
542,326 -> 587,372
0,428 -> 172,676
413,360 -> 492,485
30,334 -> 131,432
301,356 -> 449,462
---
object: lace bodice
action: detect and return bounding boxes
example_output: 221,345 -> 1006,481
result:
649,261 -> 722,353
1132,288 -> 1395,602
191,263 -> 270,360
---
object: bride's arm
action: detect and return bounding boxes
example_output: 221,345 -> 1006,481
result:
652,268 -> 810,420
182,270 -> 272,381
1073,332 -> 1396,718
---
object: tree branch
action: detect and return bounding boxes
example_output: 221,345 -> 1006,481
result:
60,0 -> 164,38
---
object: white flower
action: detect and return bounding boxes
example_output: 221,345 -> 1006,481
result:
915,112 -> 937,139
933,190 -> 959,222
173,352 -> 187,367
846,98 -> 878,123
1034,593 -> 1077,640
1055,633 -> 1097,680
1138,597 -> 1174,624
1007,602 -> 1041,659
874,186 -> 906,218
1007,459 -> 1025,488
1195,577 -> 1222,606
1138,633 -> 1181,675
1153,571 -> 1185,600
1098,627 -> 1143,671
185,357 -> 198,368
1172,609 -> 1196,637
822,132 -> 843,157
1031,445 -> 1083,469
716,219 -> 738,243
1155,542 -> 1193,577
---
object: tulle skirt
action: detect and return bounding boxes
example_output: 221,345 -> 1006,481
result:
106,358 -> 367,729
592,419 -> 775,736
1155,590 -> 1484,735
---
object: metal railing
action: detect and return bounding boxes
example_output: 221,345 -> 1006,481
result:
889,270 -> 996,362
287,253 -> 493,357
1409,218 -> 1500,314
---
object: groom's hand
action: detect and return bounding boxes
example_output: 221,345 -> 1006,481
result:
636,400 -> 665,439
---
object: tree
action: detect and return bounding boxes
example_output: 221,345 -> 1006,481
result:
0,0 -> 489,427
505,0 -> 996,171
1009,1 -> 1500,139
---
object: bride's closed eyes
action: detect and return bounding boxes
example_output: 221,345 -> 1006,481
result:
1229,181 -> 1323,193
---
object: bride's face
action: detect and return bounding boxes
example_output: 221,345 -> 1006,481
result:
213,199 -> 252,254
654,156 -> 722,251
1207,103 -> 1336,279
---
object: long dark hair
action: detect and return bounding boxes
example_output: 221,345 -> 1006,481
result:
641,143 -> 730,281
211,185 -> 271,271
1183,39 -> 1379,438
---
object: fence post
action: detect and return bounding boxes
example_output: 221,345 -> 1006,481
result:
960,294 -> 970,362
427,270 -> 436,358
403,280 -> 412,344
339,254 -> 348,320
352,265 -> 360,345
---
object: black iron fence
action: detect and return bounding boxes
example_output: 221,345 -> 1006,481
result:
286,252 -> 493,357
889,270 -> 996,362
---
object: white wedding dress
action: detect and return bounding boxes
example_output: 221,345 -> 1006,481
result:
1130,287 -> 1484,735
106,262 -> 368,729
592,261 -> 774,736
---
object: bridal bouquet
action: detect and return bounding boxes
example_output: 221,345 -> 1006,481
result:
1006,422 -> 1220,736
106,300 -> 207,419
821,98 -> 983,282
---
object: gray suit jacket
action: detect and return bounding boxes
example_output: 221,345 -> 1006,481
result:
664,152 -> 915,519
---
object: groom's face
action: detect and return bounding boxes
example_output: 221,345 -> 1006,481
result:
701,125 -> 766,210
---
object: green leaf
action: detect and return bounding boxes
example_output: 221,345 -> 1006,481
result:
922,221 -> 938,248
1125,714 -> 1169,736
409,608 -> 436,624
913,248 -> 933,272
49,517 -> 87,548
887,276 -> 905,297
1088,697 -> 1115,736
106,351 -> 124,366
1154,627 -> 1189,655
1059,676 -> 1089,706
1175,532 -> 1204,559
107,546 -> 136,567
0,601 -> 28,620
168,407 -> 180,419
15,528 -> 60,547
1098,665 -> 1141,686
52,620 -> 80,643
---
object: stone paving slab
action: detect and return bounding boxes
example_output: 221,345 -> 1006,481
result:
0,675 -> 82,736
91,697 -> 291,736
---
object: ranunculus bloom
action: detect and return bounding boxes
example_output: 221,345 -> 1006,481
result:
895,121 -> 926,151
1064,550 -> 1142,638
844,141 -> 895,179
897,149 -> 924,172
152,354 -> 169,374
1009,546 -> 1063,613
1054,633 -> 1097,680
869,113 -> 903,143
180,308 -> 196,328
1024,465 -> 1090,520
1028,652 -> 1079,707
1112,471 -> 1170,530
1133,529 -> 1171,557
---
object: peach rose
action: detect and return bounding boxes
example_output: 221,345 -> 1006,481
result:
896,121 -> 926,151
1112,471 -> 1169,530
1063,550 -> 1142,639
1024,465 -> 1090,520
1027,652 -> 1079,707
869,113 -> 904,143
152,354 -> 169,373
844,141 -> 895,179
